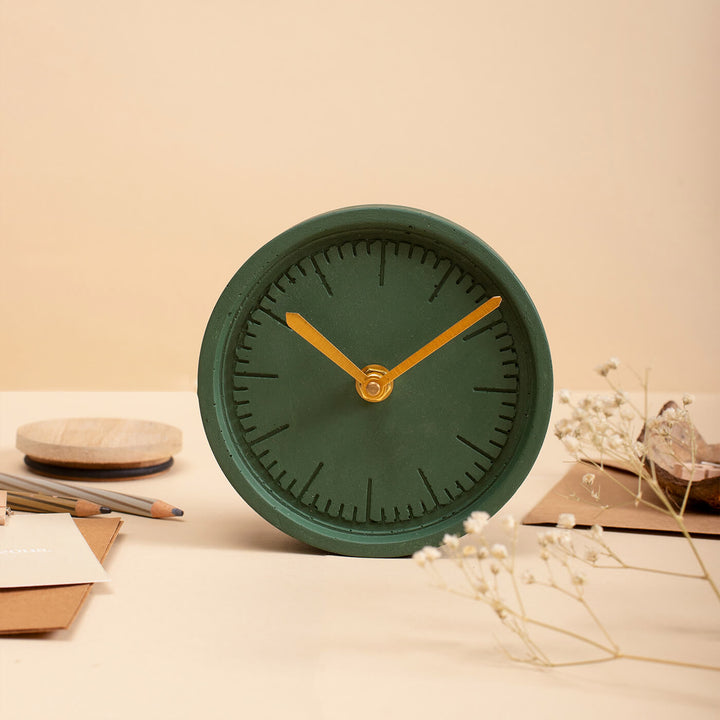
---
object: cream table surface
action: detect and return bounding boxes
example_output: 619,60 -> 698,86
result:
0,392 -> 718,720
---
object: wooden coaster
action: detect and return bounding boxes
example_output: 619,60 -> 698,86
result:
16,418 -> 182,481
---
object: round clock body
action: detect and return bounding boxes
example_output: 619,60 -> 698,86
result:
198,206 -> 552,557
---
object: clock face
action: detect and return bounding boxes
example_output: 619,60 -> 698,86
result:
198,206 -> 552,557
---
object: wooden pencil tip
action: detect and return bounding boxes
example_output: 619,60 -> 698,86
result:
100,506 -> 112,513
150,500 -> 184,518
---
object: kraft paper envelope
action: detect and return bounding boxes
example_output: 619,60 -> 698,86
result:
0,516 -> 123,634
523,462 -> 720,536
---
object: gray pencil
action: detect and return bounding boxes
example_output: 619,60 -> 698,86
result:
0,471 -> 183,519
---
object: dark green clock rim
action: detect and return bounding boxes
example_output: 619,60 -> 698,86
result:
198,205 -> 553,557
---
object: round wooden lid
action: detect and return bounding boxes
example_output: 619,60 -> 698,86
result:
16,418 -> 183,470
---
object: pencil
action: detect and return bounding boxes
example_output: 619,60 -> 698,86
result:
5,491 -> 110,517
0,472 -> 184,519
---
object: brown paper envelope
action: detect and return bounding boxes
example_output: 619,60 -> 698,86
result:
523,462 -> 720,536
0,516 -> 123,634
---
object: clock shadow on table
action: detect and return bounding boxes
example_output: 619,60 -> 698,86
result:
158,494 -> 328,555
140,500 -> 328,555
222,509 -> 326,555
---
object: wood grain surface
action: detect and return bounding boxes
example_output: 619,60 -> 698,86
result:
16,418 -> 182,468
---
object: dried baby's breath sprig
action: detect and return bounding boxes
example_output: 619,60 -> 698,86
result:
417,361 -> 719,671
417,511 -> 719,671
553,362 -> 719,602
594,356 -> 621,377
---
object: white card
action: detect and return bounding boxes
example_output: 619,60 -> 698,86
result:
0,513 -> 110,588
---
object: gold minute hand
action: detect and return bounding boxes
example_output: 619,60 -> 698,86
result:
285,313 -> 367,384
382,296 -> 502,384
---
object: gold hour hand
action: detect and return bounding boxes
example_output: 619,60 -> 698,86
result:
383,296 -> 502,384
285,313 -> 367,384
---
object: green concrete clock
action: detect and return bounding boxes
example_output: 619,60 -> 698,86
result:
198,205 -> 552,557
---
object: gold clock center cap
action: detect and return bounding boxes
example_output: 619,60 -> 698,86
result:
356,364 -> 393,403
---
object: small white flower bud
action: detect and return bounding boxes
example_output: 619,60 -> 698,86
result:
422,546 -> 441,562
562,435 -> 581,455
557,513 -> 576,529
545,531 -> 559,545
495,605 -> 508,620
475,579 -> 490,595
663,407 -> 678,422
632,441 -> 647,458
463,510 -> 489,535
490,543 -> 509,560
595,363 -> 610,377
619,406 -> 635,421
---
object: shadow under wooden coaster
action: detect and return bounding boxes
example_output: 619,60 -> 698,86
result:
23,455 -> 175,480
16,418 -> 182,481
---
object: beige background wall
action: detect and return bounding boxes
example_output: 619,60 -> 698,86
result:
1,1 -> 718,391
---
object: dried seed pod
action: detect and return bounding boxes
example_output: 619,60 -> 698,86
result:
639,401 -> 720,511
